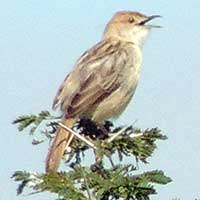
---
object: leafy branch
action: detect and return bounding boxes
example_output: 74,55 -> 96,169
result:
12,110 -> 172,200
12,167 -> 171,200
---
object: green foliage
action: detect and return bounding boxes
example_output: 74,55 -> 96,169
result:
12,110 -> 59,144
12,110 -> 172,200
13,111 -> 53,132
12,167 -> 171,200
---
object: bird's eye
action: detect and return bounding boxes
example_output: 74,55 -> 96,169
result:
128,17 -> 135,23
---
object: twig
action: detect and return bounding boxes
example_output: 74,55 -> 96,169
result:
79,165 -> 92,200
58,122 -> 96,149
108,156 -> 115,168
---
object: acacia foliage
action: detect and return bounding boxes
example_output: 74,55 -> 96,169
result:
12,111 -> 171,200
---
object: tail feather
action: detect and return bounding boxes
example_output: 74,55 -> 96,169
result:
45,117 -> 76,172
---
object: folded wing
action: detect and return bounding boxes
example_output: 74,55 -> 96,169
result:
53,39 -> 128,118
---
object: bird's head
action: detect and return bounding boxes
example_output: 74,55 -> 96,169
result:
104,11 -> 161,46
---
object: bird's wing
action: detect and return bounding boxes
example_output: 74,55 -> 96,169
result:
53,39 -> 128,117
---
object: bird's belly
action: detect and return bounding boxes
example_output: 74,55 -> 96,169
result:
91,67 -> 141,123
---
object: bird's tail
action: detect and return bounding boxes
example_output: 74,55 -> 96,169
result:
45,117 -> 76,172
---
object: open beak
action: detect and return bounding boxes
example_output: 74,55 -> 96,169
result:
139,15 -> 162,28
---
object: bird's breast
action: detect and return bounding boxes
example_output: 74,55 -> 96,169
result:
122,44 -> 142,90
91,45 -> 143,122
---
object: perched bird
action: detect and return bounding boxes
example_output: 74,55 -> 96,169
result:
46,11 -> 160,172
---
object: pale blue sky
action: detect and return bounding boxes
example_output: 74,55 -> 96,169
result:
1,1 -> 200,200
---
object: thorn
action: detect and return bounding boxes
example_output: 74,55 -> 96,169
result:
58,122 -> 96,149
107,127 -> 128,143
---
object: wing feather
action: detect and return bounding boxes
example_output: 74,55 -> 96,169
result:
53,39 -> 127,118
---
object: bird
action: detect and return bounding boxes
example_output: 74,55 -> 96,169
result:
45,11 -> 161,172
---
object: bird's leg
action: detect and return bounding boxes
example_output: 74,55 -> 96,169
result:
78,118 -> 110,139
95,122 -> 109,139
